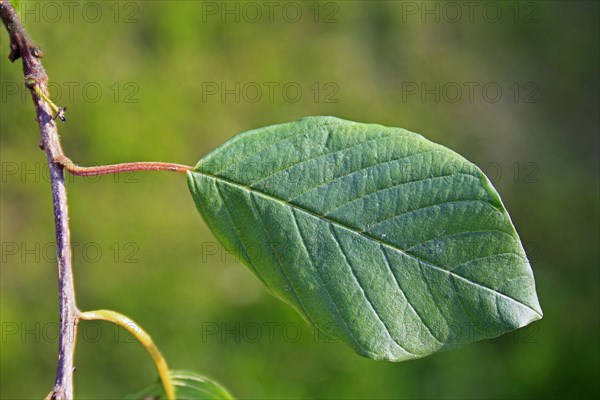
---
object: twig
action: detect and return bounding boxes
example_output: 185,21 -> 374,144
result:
1,2 -> 190,397
0,1 -> 78,398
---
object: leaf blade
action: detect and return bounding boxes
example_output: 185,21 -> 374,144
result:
188,116 -> 542,361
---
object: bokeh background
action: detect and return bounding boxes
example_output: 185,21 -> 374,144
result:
1,1 -> 598,399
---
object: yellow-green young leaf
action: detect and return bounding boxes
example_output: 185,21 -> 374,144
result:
187,116 -> 542,361
125,370 -> 234,399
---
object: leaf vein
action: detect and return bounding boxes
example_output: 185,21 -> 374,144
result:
366,199 -> 500,232
249,192 -> 316,327
450,252 -> 525,272
329,225 -> 418,356
250,133 -> 396,188
213,181 -> 270,289
380,245 -> 444,344
290,149 -> 442,203
325,172 -> 479,217
195,173 -> 542,318
289,208 -> 370,356
405,230 -> 518,253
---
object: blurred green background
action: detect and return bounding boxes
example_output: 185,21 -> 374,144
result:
1,1 -> 598,399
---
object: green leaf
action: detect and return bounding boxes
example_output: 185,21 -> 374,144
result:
125,370 -> 234,400
188,116 -> 542,361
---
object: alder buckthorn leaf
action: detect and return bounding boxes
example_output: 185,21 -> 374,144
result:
187,116 -> 542,361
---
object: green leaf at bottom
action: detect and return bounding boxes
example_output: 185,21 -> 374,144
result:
126,370 -> 233,400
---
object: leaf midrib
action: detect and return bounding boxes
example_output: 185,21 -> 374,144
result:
191,170 -> 542,318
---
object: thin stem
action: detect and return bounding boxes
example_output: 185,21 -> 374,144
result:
1,1 -> 79,398
56,155 -> 193,176
79,310 -> 175,400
